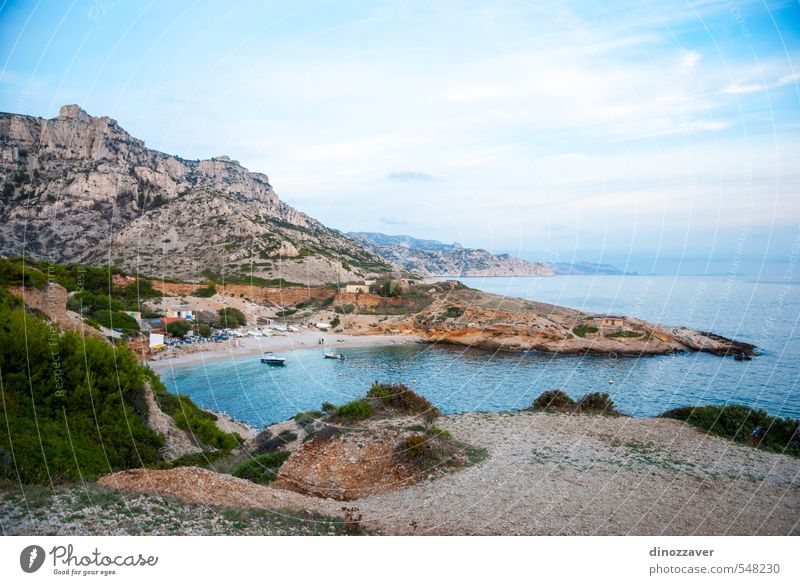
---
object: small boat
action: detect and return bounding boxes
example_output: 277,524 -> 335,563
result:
261,351 -> 286,366
324,352 -> 345,361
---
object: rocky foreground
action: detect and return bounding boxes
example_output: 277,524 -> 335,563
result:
19,411 -> 791,536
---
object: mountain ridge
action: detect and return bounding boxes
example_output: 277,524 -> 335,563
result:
0,105 -> 391,283
350,231 -> 629,277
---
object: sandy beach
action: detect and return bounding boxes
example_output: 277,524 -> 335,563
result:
148,330 -> 420,373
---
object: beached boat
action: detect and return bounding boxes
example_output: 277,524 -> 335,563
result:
261,351 -> 286,366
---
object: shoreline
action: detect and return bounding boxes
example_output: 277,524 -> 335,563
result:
148,330 -> 421,373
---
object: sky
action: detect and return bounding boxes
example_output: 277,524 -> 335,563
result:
1,0 -> 799,276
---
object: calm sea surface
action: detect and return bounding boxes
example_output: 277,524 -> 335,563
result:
161,275 -> 800,426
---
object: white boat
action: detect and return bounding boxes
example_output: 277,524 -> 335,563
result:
261,351 -> 286,366
324,352 -> 345,360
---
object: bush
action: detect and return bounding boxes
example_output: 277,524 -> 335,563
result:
275,308 -> 297,318
606,330 -> 642,338
427,426 -> 453,440
573,325 -> 598,338
192,284 -> 217,297
217,307 -> 246,328
0,295 -> 163,484
321,401 -> 337,413
232,451 -> 291,485
400,434 -> 429,459
198,323 -> 212,338
166,320 -> 192,337
251,429 -> 298,454
91,309 -> 140,333
444,306 -> 463,319
367,382 -> 440,416
660,404 -> 800,457
293,410 -> 324,425
334,304 -> 355,314
330,316 -> 341,328
576,392 -> 617,414
334,399 -> 373,422
529,389 -> 576,412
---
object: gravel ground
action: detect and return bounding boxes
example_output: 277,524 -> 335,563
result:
352,412 -> 800,535
0,481 -> 352,536
4,412 -> 798,535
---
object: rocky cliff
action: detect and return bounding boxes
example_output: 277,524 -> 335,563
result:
0,105 -> 391,283
350,231 -> 554,277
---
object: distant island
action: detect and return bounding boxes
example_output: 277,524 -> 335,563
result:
350,232 -> 632,277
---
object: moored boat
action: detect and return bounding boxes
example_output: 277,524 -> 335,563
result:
261,351 -> 286,366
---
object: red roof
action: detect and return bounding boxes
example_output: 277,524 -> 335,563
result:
160,317 -> 187,324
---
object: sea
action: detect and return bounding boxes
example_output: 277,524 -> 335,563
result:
160,275 -> 800,427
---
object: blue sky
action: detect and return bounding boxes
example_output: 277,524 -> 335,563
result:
1,0 -> 799,276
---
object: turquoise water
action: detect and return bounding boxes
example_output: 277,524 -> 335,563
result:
160,275 -> 800,426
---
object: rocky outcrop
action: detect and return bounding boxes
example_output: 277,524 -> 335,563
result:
8,283 -> 106,340
406,287 -> 756,357
142,382 -> 203,461
0,105 -> 391,283
274,429 -> 418,500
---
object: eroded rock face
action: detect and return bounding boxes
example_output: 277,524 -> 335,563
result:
275,429 -> 418,500
0,106 -> 390,283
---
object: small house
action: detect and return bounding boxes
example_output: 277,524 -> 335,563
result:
600,315 -> 625,328
344,282 -> 369,294
166,305 -> 194,320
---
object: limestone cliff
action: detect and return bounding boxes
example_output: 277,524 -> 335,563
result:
0,105 -> 391,283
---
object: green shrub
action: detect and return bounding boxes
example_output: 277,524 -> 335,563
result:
166,320 -> 192,337
91,309 -> 140,333
334,304 -> 355,314
367,382 -> 440,416
198,323 -> 212,338
529,389 -> 576,411
192,284 -> 217,297
334,399 -> 373,421
606,330 -> 642,338
572,324 -> 598,338
0,296 -> 164,484
427,426 -> 453,440
321,401 -> 337,413
330,316 -> 341,328
275,308 -> 297,318
576,392 -> 617,414
232,451 -> 291,485
217,307 -> 247,328
660,404 -> 800,457
293,410 -> 324,425
444,306 -> 463,319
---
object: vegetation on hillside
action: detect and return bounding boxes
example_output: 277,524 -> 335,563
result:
0,271 -> 240,484
660,404 -> 800,457
217,307 -> 247,328
0,257 -> 159,335
0,287 -> 163,483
